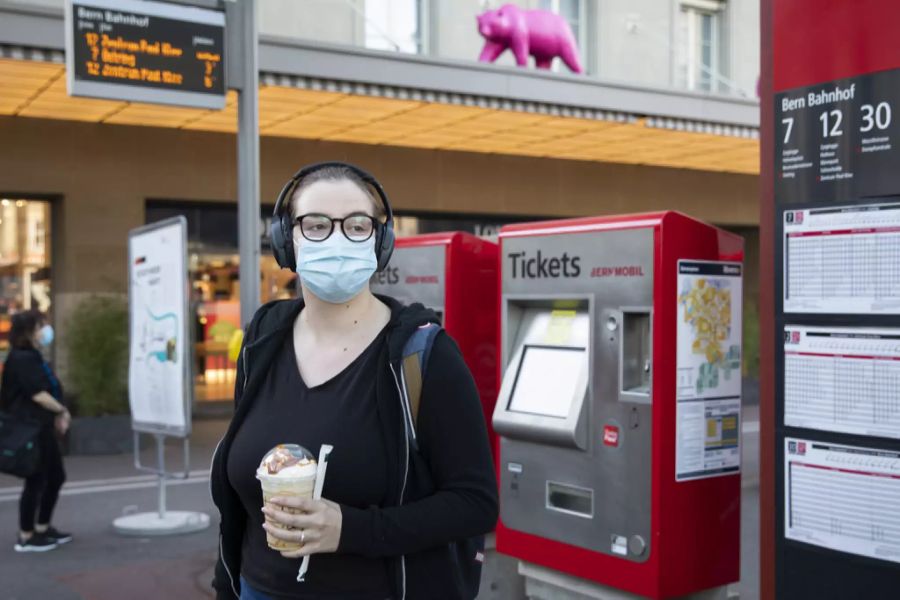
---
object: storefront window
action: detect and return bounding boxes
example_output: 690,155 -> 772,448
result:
0,198 -> 52,374
394,212 -> 547,241
146,202 -> 546,402
146,201 -> 295,403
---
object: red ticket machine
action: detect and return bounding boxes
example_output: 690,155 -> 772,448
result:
371,232 -> 500,452
492,212 -> 744,598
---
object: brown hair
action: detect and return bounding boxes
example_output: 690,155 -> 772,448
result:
289,165 -> 385,221
8,309 -> 45,349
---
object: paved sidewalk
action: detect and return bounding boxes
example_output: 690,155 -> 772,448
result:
0,418 -> 228,600
0,417 -> 225,490
0,408 -> 761,599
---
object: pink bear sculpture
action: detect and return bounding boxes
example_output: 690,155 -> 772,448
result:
477,3 -> 583,74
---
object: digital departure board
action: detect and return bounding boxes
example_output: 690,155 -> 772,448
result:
65,0 -> 226,109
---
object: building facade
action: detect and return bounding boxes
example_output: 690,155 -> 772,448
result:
0,0 -> 760,404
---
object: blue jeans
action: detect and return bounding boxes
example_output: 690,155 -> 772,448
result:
239,577 -> 273,600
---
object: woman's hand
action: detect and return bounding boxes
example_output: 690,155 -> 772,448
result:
262,497 -> 343,558
54,410 -> 71,435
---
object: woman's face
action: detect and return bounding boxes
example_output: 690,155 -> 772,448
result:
290,178 -> 380,303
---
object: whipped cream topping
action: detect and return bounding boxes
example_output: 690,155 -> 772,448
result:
258,444 -> 316,477
256,460 -> 316,479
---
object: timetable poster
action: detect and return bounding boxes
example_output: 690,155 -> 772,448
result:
784,326 -> 900,439
785,438 -> 900,565
783,202 -> 900,314
675,261 -> 743,481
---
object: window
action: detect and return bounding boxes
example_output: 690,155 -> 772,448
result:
365,0 -> 424,54
0,199 -> 53,374
393,212 -> 546,241
679,2 -> 723,92
538,0 -> 588,72
146,201 -> 295,403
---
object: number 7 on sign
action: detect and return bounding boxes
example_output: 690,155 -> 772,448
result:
782,117 -> 794,145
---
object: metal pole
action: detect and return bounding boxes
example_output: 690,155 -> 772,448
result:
156,434 -> 166,519
236,0 -> 260,328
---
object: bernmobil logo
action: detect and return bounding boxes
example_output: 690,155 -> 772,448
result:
371,267 -> 400,286
406,275 -> 439,284
590,266 -> 645,278
603,425 -> 620,447
508,251 -> 581,278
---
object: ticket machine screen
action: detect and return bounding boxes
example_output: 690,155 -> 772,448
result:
508,345 -> 585,419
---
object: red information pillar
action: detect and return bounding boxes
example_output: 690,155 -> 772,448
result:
762,2 -> 900,598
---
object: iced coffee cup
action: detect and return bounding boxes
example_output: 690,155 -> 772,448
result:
256,444 -> 317,552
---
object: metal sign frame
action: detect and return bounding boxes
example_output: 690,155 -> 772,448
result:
127,216 -> 193,438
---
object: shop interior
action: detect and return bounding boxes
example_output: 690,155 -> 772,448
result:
153,203 -> 530,404
0,198 -> 52,377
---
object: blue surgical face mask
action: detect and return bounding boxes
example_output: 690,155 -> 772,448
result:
38,324 -> 54,347
296,233 -> 377,304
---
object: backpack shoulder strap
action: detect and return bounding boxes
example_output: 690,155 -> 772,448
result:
400,323 -> 441,448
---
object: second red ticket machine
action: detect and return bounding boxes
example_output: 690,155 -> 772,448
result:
493,212 -> 744,599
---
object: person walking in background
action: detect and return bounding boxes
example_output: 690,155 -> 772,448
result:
0,310 -> 72,552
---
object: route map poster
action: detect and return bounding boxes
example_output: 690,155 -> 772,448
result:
675,260 -> 743,481
128,217 -> 190,435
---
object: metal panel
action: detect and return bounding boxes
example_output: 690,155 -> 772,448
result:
496,228 -> 654,561
369,244 -> 446,315
258,37 -> 758,128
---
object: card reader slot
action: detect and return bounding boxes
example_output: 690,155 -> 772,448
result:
621,310 -> 651,397
546,481 -> 594,518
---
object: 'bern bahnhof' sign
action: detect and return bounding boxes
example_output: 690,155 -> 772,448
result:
65,0 -> 225,109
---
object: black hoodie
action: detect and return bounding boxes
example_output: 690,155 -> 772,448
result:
210,296 -> 499,600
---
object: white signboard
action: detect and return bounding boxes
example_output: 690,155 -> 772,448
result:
785,438 -> 900,564
783,202 -> 900,314
128,217 -> 191,435
784,326 -> 900,439
675,260 -> 743,481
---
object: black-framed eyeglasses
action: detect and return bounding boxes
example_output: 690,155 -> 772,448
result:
294,213 -> 377,243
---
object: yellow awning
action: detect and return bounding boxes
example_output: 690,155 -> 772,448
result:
0,57 -> 758,175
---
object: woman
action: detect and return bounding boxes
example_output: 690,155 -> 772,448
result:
211,163 -> 498,600
0,310 -> 72,552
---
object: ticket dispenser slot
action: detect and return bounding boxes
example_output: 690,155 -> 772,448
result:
619,309 -> 652,402
546,481 -> 594,518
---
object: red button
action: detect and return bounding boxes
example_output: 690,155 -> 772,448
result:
603,425 -> 619,447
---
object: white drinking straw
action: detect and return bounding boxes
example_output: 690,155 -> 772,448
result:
297,444 -> 333,582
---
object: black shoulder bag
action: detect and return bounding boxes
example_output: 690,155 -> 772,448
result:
0,399 -> 43,478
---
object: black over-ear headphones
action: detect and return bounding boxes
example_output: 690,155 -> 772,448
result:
269,161 -> 395,273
